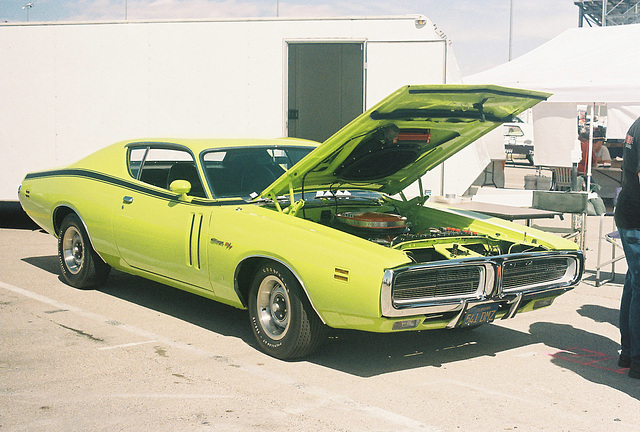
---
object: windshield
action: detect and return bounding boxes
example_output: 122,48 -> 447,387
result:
201,146 -> 313,198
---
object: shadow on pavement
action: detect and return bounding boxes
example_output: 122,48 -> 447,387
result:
0,204 -> 39,230
22,256 -> 61,275
99,270 -> 256,346
21,254 -> 255,347
578,304 -> 620,327
22,254 -> 539,376
309,324 -> 535,377
20,253 -> 640,393
581,269 -> 627,287
531,321 -> 640,401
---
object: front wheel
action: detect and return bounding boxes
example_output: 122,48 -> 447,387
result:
248,262 -> 327,359
58,214 -> 111,288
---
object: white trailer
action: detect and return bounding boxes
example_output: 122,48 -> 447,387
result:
1,15 -> 484,203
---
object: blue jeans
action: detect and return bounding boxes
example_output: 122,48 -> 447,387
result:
619,228 -> 640,362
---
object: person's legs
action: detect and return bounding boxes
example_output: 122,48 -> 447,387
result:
618,228 -> 640,378
620,271 -> 632,366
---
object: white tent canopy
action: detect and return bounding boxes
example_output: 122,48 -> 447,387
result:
465,23 -> 640,167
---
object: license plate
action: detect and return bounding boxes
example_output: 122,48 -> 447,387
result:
461,303 -> 499,327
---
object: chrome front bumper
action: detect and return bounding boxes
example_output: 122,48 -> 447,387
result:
380,251 -> 583,321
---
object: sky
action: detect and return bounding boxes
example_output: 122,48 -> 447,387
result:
0,0 -> 580,76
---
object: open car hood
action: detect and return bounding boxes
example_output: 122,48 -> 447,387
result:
262,85 -> 550,198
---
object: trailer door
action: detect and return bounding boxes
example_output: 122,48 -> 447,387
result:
287,42 -> 364,142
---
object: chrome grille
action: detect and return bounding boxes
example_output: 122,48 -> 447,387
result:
502,257 -> 570,291
381,251 -> 583,318
393,266 -> 482,302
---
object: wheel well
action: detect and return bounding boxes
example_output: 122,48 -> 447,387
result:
234,257 -> 327,325
235,257 -> 308,310
234,257 -> 265,307
53,206 -> 77,236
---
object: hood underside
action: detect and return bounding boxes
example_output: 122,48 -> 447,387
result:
262,84 -> 550,198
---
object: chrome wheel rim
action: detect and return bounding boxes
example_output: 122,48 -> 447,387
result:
62,226 -> 84,275
256,275 -> 290,340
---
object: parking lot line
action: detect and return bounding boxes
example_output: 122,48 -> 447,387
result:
0,278 -> 439,431
98,340 -> 157,350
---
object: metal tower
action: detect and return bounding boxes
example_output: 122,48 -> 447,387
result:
575,0 -> 640,26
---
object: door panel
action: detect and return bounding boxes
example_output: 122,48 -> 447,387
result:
112,146 -> 211,290
288,42 -> 364,142
114,192 -> 211,290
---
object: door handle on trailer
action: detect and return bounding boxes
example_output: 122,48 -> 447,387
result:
123,196 -> 134,204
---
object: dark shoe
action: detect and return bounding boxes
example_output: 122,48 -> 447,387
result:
629,362 -> 640,379
619,353 -> 632,368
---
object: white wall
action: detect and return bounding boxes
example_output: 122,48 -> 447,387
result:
1,17 -> 472,201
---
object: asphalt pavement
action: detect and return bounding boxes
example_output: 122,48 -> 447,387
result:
1,203 -> 639,431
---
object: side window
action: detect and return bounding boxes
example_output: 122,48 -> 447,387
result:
129,147 -> 207,198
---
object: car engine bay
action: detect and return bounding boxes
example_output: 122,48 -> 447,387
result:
268,193 -> 549,264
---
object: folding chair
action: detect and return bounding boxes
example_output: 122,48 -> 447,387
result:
551,167 -> 573,191
595,212 -> 625,287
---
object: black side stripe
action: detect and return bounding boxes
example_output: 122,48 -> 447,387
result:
25,168 -> 247,206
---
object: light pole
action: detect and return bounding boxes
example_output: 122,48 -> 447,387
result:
508,0 -> 513,61
22,2 -> 33,22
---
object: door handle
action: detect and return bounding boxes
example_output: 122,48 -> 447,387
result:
123,196 -> 134,204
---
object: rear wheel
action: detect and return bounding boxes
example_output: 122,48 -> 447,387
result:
58,214 -> 110,288
248,262 -> 326,359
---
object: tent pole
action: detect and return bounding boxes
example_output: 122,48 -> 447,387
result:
586,102 -> 595,192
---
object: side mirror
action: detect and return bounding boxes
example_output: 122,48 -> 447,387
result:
170,180 -> 192,200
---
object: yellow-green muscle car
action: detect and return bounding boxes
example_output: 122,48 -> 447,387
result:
19,85 -> 583,359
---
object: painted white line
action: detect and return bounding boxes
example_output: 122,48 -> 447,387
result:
0,280 -> 212,357
0,393 -> 234,400
1,281 -> 91,316
98,340 -> 157,351
0,280 -> 439,431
